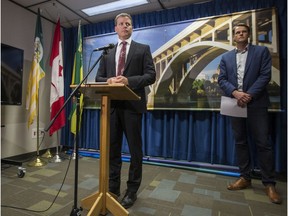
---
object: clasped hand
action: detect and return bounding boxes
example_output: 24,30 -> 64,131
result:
107,75 -> 129,85
232,90 -> 252,108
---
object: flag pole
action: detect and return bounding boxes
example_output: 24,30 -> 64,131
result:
41,122 -> 53,158
41,148 -> 53,159
70,136 -> 82,160
49,131 -> 64,163
28,89 -> 47,167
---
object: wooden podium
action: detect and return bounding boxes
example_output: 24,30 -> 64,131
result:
71,83 -> 140,216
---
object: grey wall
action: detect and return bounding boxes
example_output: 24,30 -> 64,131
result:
1,1 -> 60,158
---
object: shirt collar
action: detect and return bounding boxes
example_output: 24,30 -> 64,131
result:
235,44 -> 249,53
118,37 -> 132,45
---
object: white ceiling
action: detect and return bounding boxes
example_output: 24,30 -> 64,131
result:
9,0 -> 213,28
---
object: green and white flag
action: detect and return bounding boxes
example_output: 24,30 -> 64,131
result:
26,8 -> 45,128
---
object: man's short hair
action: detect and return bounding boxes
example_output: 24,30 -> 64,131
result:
232,23 -> 250,35
114,13 -> 133,26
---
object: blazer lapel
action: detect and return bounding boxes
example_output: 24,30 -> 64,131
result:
108,45 -> 117,77
124,40 -> 136,72
244,44 -> 254,75
231,51 -> 238,83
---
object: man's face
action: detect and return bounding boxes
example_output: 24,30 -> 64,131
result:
115,16 -> 133,40
233,26 -> 249,44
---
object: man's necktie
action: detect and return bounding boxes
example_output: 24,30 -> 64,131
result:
117,41 -> 127,76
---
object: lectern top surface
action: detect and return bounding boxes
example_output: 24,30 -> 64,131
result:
70,83 -> 140,101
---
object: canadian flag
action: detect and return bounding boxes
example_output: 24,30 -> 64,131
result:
49,19 -> 65,136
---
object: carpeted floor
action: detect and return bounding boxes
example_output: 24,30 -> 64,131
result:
1,152 -> 287,216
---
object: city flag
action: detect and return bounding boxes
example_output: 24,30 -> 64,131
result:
49,19 -> 66,136
26,8 -> 45,128
70,22 -> 84,135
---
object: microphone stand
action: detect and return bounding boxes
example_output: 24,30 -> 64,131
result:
45,49 -> 109,216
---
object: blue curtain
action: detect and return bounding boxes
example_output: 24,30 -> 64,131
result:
61,0 -> 287,172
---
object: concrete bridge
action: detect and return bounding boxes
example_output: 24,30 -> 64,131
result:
146,8 -> 278,109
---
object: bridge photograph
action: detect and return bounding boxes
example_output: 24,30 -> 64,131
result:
83,8 -> 280,111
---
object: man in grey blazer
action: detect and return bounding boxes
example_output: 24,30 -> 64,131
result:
96,13 -> 156,208
218,23 -> 281,204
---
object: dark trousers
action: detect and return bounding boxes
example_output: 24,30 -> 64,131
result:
231,108 -> 275,185
109,108 -> 143,194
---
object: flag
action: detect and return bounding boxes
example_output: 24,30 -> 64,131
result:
70,22 -> 84,135
26,8 -> 45,128
49,19 -> 66,136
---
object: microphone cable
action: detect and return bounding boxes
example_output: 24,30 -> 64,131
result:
1,138 -> 75,213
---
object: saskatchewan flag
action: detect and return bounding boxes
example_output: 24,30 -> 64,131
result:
70,22 -> 84,135
26,8 -> 45,128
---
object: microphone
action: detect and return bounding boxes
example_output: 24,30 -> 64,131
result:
93,43 -> 115,51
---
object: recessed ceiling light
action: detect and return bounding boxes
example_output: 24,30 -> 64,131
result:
82,0 -> 149,16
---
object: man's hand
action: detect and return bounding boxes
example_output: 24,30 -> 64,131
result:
232,90 -> 252,108
107,76 -> 129,85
